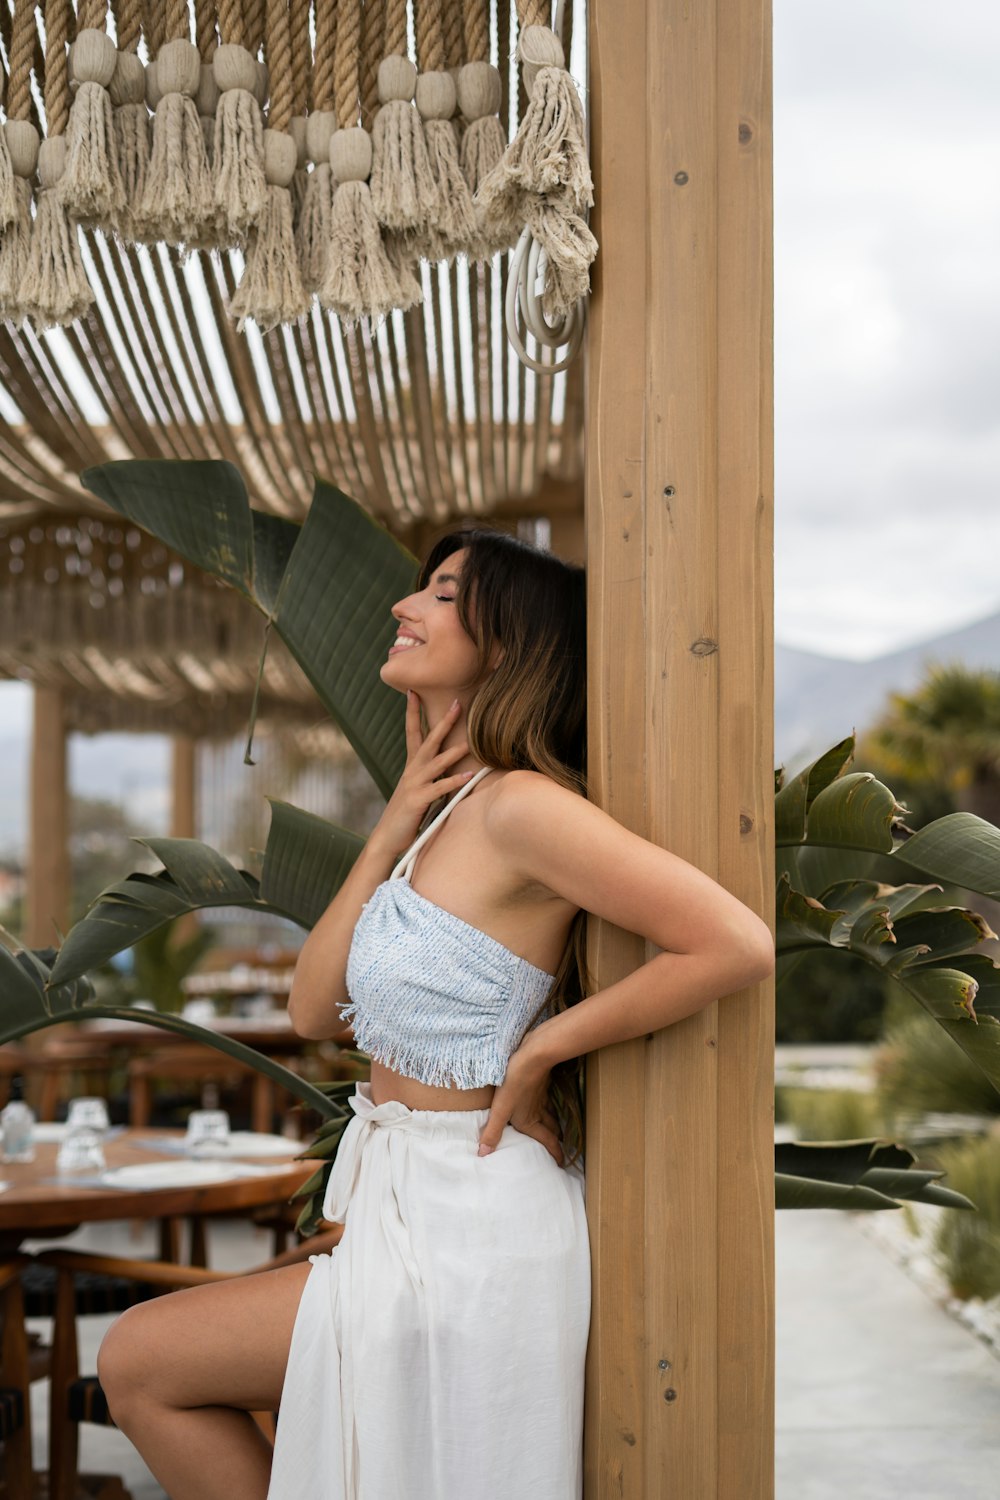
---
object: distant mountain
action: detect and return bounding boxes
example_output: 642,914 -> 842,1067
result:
777,608 -> 1000,767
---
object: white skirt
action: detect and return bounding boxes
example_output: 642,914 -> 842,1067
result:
267,1083 -> 590,1500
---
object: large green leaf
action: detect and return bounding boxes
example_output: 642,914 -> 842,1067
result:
774,1139 -> 975,1211
898,813 -> 1000,901
79,460 -> 414,799
0,944 -> 343,1121
260,801 -> 365,930
774,735 -> 856,844
81,460 -> 255,597
269,478 -> 415,797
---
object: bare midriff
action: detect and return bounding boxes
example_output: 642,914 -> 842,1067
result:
369,1059 -> 496,1112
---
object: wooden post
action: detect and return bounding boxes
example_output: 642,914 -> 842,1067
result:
171,737 -> 198,841
26,685 -> 70,949
584,1 -> 774,1497
171,737 -> 198,943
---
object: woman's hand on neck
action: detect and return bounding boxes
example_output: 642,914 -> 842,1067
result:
418,692 -> 483,779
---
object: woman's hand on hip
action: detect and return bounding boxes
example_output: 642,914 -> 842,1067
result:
478,1045 -> 563,1166
371,693 -> 477,857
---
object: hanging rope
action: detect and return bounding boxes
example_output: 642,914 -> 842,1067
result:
0,0 -> 41,318
368,0 -> 431,235
287,0 -> 311,227
137,0 -> 216,245
19,0 -> 96,330
360,0 -> 384,128
411,0 -> 476,260
322,0 -> 417,320
457,0 -> 506,245
191,0 -> 221,174
230,0 -> 310,330
107,0 -> 151,239
61,0 -> 126,227
297,0 -> 337,291
472,0 -> 595,364
213,0 -> 268,240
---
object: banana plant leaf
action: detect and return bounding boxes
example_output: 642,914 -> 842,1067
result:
80,460 -> 415,799
775,1139 -> 975,1211
49,804 -> 364,987
0,943 -> 343,1122
777,737 -> 1000,1098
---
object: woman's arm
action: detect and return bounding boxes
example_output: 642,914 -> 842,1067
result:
476,771 -> 775,1153
288,695 -> 474,1040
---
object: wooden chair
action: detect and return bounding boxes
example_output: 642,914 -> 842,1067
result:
127,1044 -> 279,1133
35,1036 -> 116,1123
32,1226 -> 344,1500
0,1261 -> 34,1500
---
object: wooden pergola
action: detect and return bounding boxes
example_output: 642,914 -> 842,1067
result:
0,0 -> 774,1493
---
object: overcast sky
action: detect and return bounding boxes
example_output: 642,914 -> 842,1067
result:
773,1 -> 1000,657
2,3 -> 998,846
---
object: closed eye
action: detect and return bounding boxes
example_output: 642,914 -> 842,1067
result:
435,594 -> 456,602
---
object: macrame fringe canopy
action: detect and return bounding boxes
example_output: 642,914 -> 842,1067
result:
0,0 -> 594,365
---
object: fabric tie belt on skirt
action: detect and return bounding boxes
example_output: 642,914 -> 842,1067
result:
321,1084 -> 490,1225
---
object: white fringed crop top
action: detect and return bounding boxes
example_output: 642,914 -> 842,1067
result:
341,768 -> 556,1089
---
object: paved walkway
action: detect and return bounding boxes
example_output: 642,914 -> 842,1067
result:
29,1209 -> 1000,1497
777,1210 -> 1000,1500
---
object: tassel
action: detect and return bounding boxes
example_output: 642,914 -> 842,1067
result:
109,50 -> 151,242
411,71 -> 477,261
296,160 -> 335,294
0,128 -> 17,232
230,129 -> 310,331
455,63 -> 511,257
476,27 -> 592,227
288,116 -> 308,230
0,175 -> 34,323
20,138 -> 95,331
527,194 -> 598,320
61,29 -> 126,227
369,56 -> 435,234
384,230 -> 423,309
212,45 -> 267,241
321,127 -> 418,323
139,40 -> 216,246
197,61 -> 220,168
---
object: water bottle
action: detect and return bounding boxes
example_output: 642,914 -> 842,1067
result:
1,1075 -> 36,1163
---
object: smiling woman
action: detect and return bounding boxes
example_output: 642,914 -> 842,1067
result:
95,524 -> 773,1500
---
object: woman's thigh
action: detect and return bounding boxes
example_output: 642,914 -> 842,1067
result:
99,1260 -> 315,1413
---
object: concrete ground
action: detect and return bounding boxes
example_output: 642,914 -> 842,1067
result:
25,1207 -> 1000,1498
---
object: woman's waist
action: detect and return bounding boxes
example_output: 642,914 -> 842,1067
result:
369,1060 -> 496,1113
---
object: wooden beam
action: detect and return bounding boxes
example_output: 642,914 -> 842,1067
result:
171,736 -> 199,944
171,736 -> 198,841
584,0 -> 774,1495
26,685 -> 69,949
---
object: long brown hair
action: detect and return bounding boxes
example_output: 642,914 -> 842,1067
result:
419,527 -> 589,1160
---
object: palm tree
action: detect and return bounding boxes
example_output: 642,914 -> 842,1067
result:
868,664 -> 1000,827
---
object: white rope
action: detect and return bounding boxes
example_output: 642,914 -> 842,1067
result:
504,227 -> 585,376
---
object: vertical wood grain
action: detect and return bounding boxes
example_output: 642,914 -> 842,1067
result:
26,685 -> 69,949
585,0 -> 774,1494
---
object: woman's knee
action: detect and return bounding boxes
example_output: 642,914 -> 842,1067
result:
97,1301 -> 161,1422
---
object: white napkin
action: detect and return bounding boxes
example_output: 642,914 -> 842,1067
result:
99,1161 -> 292,1192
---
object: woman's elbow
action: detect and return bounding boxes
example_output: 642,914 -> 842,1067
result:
734,914 -> 775,988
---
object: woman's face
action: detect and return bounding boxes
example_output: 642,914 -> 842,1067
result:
380,549 -> 481,698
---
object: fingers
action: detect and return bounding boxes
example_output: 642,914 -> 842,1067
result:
478,1116 -> 564,1168
404,690 -> 422,759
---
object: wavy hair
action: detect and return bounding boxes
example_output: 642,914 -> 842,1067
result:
418,527 -> 589,1160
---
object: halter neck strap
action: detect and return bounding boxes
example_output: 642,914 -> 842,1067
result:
390,766 -> 493,882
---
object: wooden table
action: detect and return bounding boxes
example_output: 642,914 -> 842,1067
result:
0,1128 -> 313,1253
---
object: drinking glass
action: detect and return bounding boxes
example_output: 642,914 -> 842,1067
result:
66,1097 -> 110,1136
185,1109 -> 231,1157
56,1126 -> 107,1175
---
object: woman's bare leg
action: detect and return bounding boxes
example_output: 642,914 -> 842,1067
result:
97,1260 -> 314,1500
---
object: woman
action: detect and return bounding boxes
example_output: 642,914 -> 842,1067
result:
98,527 -> 774,1499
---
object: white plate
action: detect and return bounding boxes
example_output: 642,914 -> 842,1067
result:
101,1161 -> 254,1191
